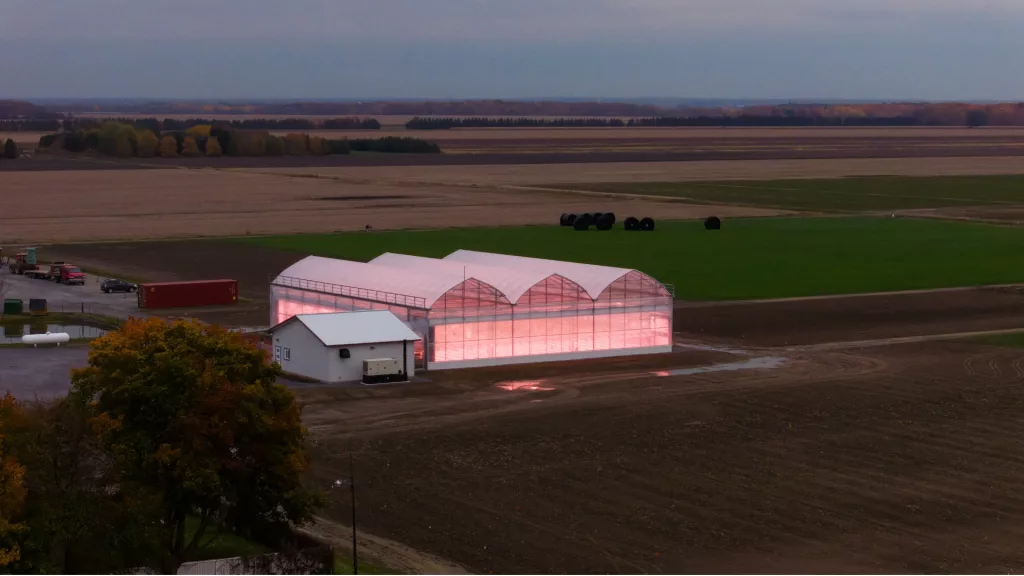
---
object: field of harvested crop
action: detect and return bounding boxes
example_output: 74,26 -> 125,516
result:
0,168 -> 781,243
261,156 -> 1024,185
300,334 -> 1024,573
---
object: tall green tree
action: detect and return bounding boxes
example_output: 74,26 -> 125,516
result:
8,396 -> 163,573
71,318 -> 322,573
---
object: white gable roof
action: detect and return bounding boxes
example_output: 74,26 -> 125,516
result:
443,250 -> 634,300
273,255 -> 469,308
369,252 -> 571,304
272,311 -> 421,346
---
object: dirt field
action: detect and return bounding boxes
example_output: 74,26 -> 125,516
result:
674,286 -> 1024,347
259,156 -> 1024,185
0,169 -> 785,243
298,336 -> 1024,573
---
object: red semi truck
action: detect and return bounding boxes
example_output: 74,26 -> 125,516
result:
9,256 -> 86,285
137,279 -> 238,309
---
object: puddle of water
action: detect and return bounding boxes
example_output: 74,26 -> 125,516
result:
653,356 -> 786,377
496,380 -> 556,392
0,324 -> 107,345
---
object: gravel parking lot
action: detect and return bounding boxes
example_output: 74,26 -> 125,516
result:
1,268 -> 144,320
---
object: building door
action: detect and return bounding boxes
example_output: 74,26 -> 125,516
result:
274,345 -> 282,364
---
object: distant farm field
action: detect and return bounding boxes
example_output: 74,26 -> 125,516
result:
562,174 -> 1024,212
237,217 -> 1024,300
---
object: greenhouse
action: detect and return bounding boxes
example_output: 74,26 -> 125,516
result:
270,250 -> 674,370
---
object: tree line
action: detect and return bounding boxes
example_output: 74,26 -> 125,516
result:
405,116 -> 629,129
627,116 -> 930,127
0,318 -> 323,574
39,123 -> 441,158
403,115 -> 946,129
1,116 -> 381,132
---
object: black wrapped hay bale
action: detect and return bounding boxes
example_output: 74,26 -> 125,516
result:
602,212 -> 616,226
640,217 -> 655,231
573,217 -> 590,231
624,216 -> 639,231
577,213 -> 594,227
596,213 -> 614,231
704,216 -> 721,230
560,213 -> 570,226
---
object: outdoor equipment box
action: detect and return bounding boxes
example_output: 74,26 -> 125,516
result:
28,299 -> 48,316
3,299 -> 23,315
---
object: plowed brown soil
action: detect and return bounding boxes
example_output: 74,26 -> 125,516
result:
300,339 -> 1024,574
674,286 -> 1024,347
272,156 -> 1024,185
0,169 -> 783,243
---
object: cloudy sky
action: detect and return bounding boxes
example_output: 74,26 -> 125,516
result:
1,0 -> 1023,100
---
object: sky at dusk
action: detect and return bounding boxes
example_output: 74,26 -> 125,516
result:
1,0 -> 1023,100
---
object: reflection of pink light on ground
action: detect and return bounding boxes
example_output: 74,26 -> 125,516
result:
652,370 -> 671,377
497,380 -> 555,392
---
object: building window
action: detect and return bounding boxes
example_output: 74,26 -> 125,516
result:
283,348 -> 291,361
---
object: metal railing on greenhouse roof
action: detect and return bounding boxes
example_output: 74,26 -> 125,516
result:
270,275 -> 428,309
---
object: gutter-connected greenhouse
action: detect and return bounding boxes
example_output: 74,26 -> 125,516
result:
270,250 -> 674,369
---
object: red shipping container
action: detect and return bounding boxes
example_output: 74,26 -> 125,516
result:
137,279 -> 238,309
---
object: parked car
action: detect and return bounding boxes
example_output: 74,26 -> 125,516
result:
101,278 -> 137,293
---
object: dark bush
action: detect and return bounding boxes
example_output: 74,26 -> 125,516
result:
348,136 -> 441,153
210,125 -> 234,155
3,138 -> 17,159
63,131 -> 87,152
265,136 -> 285,156
704,216 -> 721,230
38,133 -> 58,148
326,139 -> 350,155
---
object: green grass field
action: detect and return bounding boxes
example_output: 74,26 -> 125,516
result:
973,332 -> 1024,348
561,175 -> 1024,212
239,217 -> 1024,301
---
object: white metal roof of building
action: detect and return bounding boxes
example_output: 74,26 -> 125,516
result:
273,250 -> 660,308
270,310 -> 421,346
444,250 -> 635,300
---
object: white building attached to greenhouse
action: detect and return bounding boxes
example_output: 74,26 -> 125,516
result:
269,250 -> 674,370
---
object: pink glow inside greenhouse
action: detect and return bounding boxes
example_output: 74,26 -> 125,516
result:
270,250 -> 674,370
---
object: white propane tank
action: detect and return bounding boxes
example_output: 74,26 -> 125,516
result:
22,332 -> 71,347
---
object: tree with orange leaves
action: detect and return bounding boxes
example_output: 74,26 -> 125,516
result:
71,318 -> 322,574
0,394 -> 27,568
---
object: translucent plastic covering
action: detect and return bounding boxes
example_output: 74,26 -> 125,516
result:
270,251 -> 673,369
